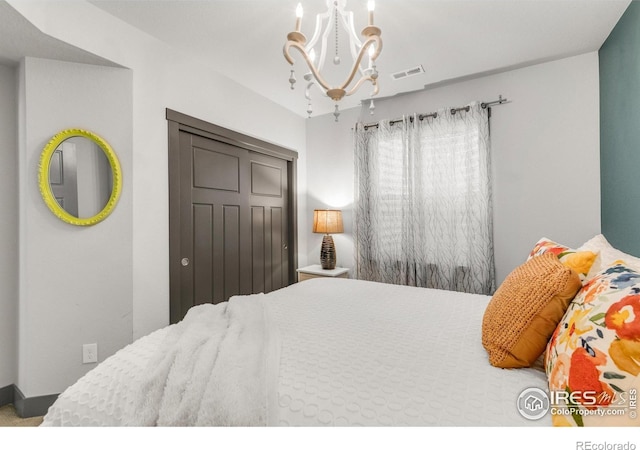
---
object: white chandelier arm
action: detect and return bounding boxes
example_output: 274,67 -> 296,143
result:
339,10 -> 363,65
305,81 -> 316,117
306,8 -> 331,50
305,80 -> 318,100
283,41 -> 333,93
344,74 -> 379,98
307,9 -> 332,72
306,78 -> 335,100
337,35 -> 381,91
319,19 -> 333,71
344,11 -> 361,46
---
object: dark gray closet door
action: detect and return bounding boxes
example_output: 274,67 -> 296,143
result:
172,130 -> 290,322
249,151 -> 290,294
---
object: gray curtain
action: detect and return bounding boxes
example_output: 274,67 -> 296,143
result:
353,102 -> 495,295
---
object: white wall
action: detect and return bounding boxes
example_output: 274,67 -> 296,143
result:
18,58 -> 133,397
306,53 -> 601,284
8,1 -> 306,396
306,107 -> 359,272
0,64 -> 18,388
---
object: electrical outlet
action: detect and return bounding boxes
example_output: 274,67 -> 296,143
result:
82,343 -> 98,364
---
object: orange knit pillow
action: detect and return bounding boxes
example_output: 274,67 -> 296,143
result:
482,252 -> 581,368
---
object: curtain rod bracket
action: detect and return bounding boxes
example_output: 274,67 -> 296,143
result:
481,94 -> 507,109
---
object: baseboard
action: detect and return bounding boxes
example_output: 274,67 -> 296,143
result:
0,384 -> 58,418
0,385 -> 14,407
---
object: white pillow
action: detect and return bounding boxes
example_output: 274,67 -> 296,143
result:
578,234 -> 611,254
579,234 -> 640,278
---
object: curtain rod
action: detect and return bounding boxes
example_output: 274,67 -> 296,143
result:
362,95 -> 508,130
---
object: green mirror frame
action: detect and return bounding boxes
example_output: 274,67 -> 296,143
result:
38,129 -> 122,226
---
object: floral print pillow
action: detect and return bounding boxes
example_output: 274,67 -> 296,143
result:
544,263 -> 640,426
528,238 -> 597,283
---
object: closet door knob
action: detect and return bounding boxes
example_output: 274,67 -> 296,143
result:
181,257 -> 190,267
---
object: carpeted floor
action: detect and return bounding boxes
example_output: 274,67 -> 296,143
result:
0,404 -> 43,427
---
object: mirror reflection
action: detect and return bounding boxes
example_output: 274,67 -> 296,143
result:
48,136 -> 113,219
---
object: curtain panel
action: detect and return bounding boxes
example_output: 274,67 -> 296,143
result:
353,103 -> 495,295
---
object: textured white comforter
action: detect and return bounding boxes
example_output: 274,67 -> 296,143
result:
42,278 -> 551,426
127,294 -> 273,426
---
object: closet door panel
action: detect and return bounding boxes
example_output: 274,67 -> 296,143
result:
168,111 -> 297,323
169,120 -> 295,323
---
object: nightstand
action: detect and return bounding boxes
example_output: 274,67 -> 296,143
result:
296,264 -> 350,282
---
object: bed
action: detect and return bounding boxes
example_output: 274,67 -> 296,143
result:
41,277 -> 549,427
41,234 -> 640,427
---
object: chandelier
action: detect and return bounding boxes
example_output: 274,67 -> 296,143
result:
284,0 -> 382,121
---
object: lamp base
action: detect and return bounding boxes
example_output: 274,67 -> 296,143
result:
320,234 -> 337,270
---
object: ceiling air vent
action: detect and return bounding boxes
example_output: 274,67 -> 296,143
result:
391,65 -> 425,81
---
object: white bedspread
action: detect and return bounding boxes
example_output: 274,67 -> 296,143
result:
42,278 -> 552,426
268,278 -> 550,426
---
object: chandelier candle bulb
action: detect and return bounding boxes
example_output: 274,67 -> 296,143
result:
295,3 -> 303,32
368,0 -> 375,26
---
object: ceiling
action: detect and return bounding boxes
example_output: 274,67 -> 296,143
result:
0,1 -> 115,68
2,0 -> 632,118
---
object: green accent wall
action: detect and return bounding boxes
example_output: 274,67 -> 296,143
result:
600,1 -> 640,256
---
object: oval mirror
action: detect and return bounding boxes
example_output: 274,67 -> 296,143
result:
38,129 -> 122,226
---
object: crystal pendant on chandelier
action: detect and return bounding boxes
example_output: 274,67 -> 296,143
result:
283,0 -> 382,121
288,70 -> 296,90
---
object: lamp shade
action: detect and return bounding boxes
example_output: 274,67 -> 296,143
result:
313,209 -> 344,234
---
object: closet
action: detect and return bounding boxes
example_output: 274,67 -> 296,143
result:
167,109 -> 298,323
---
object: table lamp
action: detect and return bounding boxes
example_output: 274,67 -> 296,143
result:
313,209 -> 344,270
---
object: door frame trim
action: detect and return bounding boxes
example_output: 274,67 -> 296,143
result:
166,109 -> 298,323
